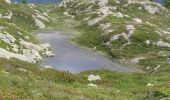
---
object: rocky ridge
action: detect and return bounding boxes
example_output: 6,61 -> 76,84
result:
0,0 -> 54,63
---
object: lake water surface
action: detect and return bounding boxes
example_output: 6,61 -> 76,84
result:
37,31 -> 137,73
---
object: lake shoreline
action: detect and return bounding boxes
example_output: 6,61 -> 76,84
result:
36,31 -> 138,73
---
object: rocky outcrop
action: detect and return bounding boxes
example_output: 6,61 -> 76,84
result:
0,48 -> 35,63
0,32 -> 16,44
144,4 -> 160,14
20,40 -> 54,61
109,25 -> 135,45
32,10 -> 49,29
4,0 -> 11,4
2,10 -> 12,19
33,18 -> 46,29
23,49 -> 42,61
157,40 -> 170,48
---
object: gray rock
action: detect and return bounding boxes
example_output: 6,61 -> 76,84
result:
88,74 -> 101,81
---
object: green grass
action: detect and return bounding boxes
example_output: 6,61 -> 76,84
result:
75,23 -> 108,52
0,58 -> 170,99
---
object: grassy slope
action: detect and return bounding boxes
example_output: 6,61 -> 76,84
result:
58,0 -> 170,73
0,58 -> 170,99
0,1 -> 170,100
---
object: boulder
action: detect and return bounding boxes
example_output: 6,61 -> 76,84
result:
133,18 -> 142,24
126,25 -> 135,35
115,12 -> 124,18
43,65 -> 53,69
87,83 -> 98,87
88,74 -> 101,81
44,51 -> 55,57
146,83 -> 154,87
146,40 -> 150,45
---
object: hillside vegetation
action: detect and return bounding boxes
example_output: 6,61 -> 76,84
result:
0,0 -> 170,99
58,0 -> 170,73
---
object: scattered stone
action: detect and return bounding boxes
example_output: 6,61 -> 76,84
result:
64,12 -> 69,16
25,36 -> 30,40
162,31 -> 170,34
146,83 -> 154,87
43,65 -> 53,69
130,57 -> 145,64
160,97 -> 170,100
146,40 -> 150,45
138,7 -> 142,10
114,12 -> 123,18
93,47 -> 97,50
44,51 -> 55,57
40,43 -> 51,51
110,34 -> 122,41
1,70 -> 9,74
88,74 -> 101,81
99,23 -> 111,30
146,21 -> 156,27
3,10 -> 13,19
87,17 -> 103,26
17,32 -> 23,35
154,64 -> 161,72
87,83 -> 98,87
17,68 -> 31,73
126,25 -> 135,31
157,40 -> 170,48
98,0 -> 108,6
99,6 -> 113,17
0,14 -> 2,18
144,4 -> 160,14
133,18 -> 142,24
